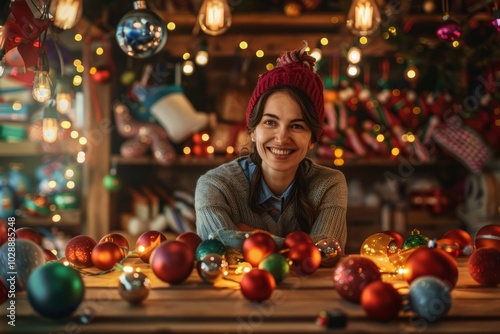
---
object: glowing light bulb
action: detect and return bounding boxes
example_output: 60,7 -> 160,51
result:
198,0 -> 232,36
195,50 -> 209,66
309,47 -> 322,62
33,71 -> 52,103
55,79 -> 72,114
347,64 -> 360,77
346,0 -> 381,36
347,46 -> 362,64
42,102 -> 59,143
182,60 -> 194,75
51,0 -> 83,30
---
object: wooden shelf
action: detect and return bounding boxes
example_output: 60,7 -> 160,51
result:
16,210 -> 81,228
0,141 -> 41,157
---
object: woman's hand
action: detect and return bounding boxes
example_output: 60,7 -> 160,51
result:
235,222 -> 267,234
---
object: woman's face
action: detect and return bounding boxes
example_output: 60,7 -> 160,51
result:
250,91 -> 314,176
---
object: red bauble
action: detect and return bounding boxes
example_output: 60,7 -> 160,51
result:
468,248 -> 500,287
92,242 -> 124,271
382,230 -> 404,249
404,247 -> 458,288
65,235 -> 97,268
475,224 -> 500,250
176,232 -> 202,255
443,229 -> 474,256
284,231 -> 313,249
43,249 -> 58,262
0,219 -> 8,246
135,230 -> 167,263
433,238 -> 460,258
361,281 -> 402,321
0,279 -> 8,305
242,232 -> 277,267
333,255 -> 381,303
240,268 -> 276,303
16,227 -> 42,245
99,233 -> 130,258
288,242 -> 322,275
151,240 -> 194,284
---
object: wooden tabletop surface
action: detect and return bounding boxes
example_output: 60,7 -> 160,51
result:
1,256 -> 499,334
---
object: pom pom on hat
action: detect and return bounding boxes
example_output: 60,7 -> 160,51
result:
246,42 -> 325,131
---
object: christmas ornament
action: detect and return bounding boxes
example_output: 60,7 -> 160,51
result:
26,262 -> 84,319
333,255 -> 381,303
315,237 -> 343,267
195,239 -> 226,261
151,240 -> 194,284
360,281 -> 402,321
53,192 -> 79,211
240,268 -> 276,303
407,276 -> 452,323
0,179 -> 16,220
0,219 -> 7,247
404,247 -> 458,288
242,232 -> 277,267
135,230 -> 167,263
15,227 -> 42,245
382,230 -> 404,249
288,241 -> 322,275
360,233 -> 399,273
118,271 -> 151,304
402,229 -> 429,250
468,248 -> 500,287
0,239 -> 45,291
22,193 -> 51,216
442,229 -> 474,256
428,238 -> 460,258
65,235 -> 97,269
115,0 -> 167,58
176,232 -> 202,255
100,233 -> 130,258
258,253 -> 290,284
475,224 -> 500,250
43,249 -> 58,262
436,19 -> 461,42
91,242 -> 124,271
102,173 -> 121,192
196,253 -> 227,284
0,279 -> 7,305
284,231 -> 313,249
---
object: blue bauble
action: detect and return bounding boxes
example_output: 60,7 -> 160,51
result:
408,276 -> 452,323
115,2 -> 167,58
0,239 -> 46,291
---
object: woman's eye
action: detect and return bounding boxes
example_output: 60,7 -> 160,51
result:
264,120 -> 276,126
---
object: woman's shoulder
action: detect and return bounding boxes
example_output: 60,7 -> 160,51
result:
199,156 -> 247,181
306,158 -> 346,183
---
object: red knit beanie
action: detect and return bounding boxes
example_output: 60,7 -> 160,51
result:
246,43 -> 324,132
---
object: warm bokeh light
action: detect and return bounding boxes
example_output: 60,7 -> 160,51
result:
239,41 -> 248,49
167,22 -> 176,30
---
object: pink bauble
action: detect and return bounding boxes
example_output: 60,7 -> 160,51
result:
333,255 -> 382,303
151,241 -> 194,284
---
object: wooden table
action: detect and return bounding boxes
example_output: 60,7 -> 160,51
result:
1,256 -> 499,333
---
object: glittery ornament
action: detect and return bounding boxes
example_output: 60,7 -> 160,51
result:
360,233 -> 399,273
91,242 -> 124,271
115,1 -> 167,58
118,271 -> 151,304
151,240 -> 194,284
195,239 -> 226,261
0,240 -> 45,291
176,232 -> 202,255
258,253 -> 290,284
196,253 -> 227,284
443,229 -> 474,255
407,276 -> 452,323
475,224 -> 500,250
468,247 -> 500,287
288,241 -> 322,275
315,237 -> 343,267
333,255 -> 381,303
15,227 -> 42,245
242,232 -> 277,267
436,19 -> 462,42
65,235 -> 97,268
361,281 -> 402,321
402,229 -> 429,250
404,247 -> 458,288
27,262 -> 85,319
135,230 -> 167,263
240,268 -> 276,303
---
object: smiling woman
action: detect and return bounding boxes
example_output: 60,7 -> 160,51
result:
194,43 -> 348,257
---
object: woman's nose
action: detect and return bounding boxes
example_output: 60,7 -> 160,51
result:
274,127 -> 290,143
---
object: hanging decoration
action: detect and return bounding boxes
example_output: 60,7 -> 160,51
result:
197,0 -> 232,36
115,0 -> 167,58
436,0 -> 461,42
345,0 -> 381,36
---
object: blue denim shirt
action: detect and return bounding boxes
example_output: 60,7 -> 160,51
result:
239,159 -> 294,221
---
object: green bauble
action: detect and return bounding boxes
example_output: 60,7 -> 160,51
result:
26,262 -> 85,319
258,253 -> 290,284
402,229 -> 429,250
102,174 -> 121,192
195,239 -> 226,261
54,192 -> 79,210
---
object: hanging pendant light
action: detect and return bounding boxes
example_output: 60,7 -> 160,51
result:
33,70 -> 52,103
55,77 -> 72,114
197,0 -> 232,36
346,0 -> 381,36
42,100 -> 59,143
51,0 -> 83,30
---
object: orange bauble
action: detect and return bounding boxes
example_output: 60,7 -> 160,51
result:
92,242 -> 124,271
288,242 -> 322,275
242,232 -> 277,267
475,224 -> 500,250
240,269 -> 276,303
404,247 -> 459,288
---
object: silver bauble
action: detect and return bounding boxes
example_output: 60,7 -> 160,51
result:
196,253 -> 227,284
118,271 -> 151,304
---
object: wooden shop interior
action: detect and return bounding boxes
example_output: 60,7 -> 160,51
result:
1,1 -> 500,257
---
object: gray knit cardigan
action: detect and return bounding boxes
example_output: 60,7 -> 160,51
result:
194,156 -> 347,251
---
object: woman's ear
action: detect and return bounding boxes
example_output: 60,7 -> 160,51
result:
308,142 -> 316,150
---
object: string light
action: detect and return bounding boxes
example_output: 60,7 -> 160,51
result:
42,101 -> 59,143
347,46 -> 362,64
51,0 -> 83,30
33,70 -> 52,103
197,0 -> 232,36
346,0 -> 381,36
